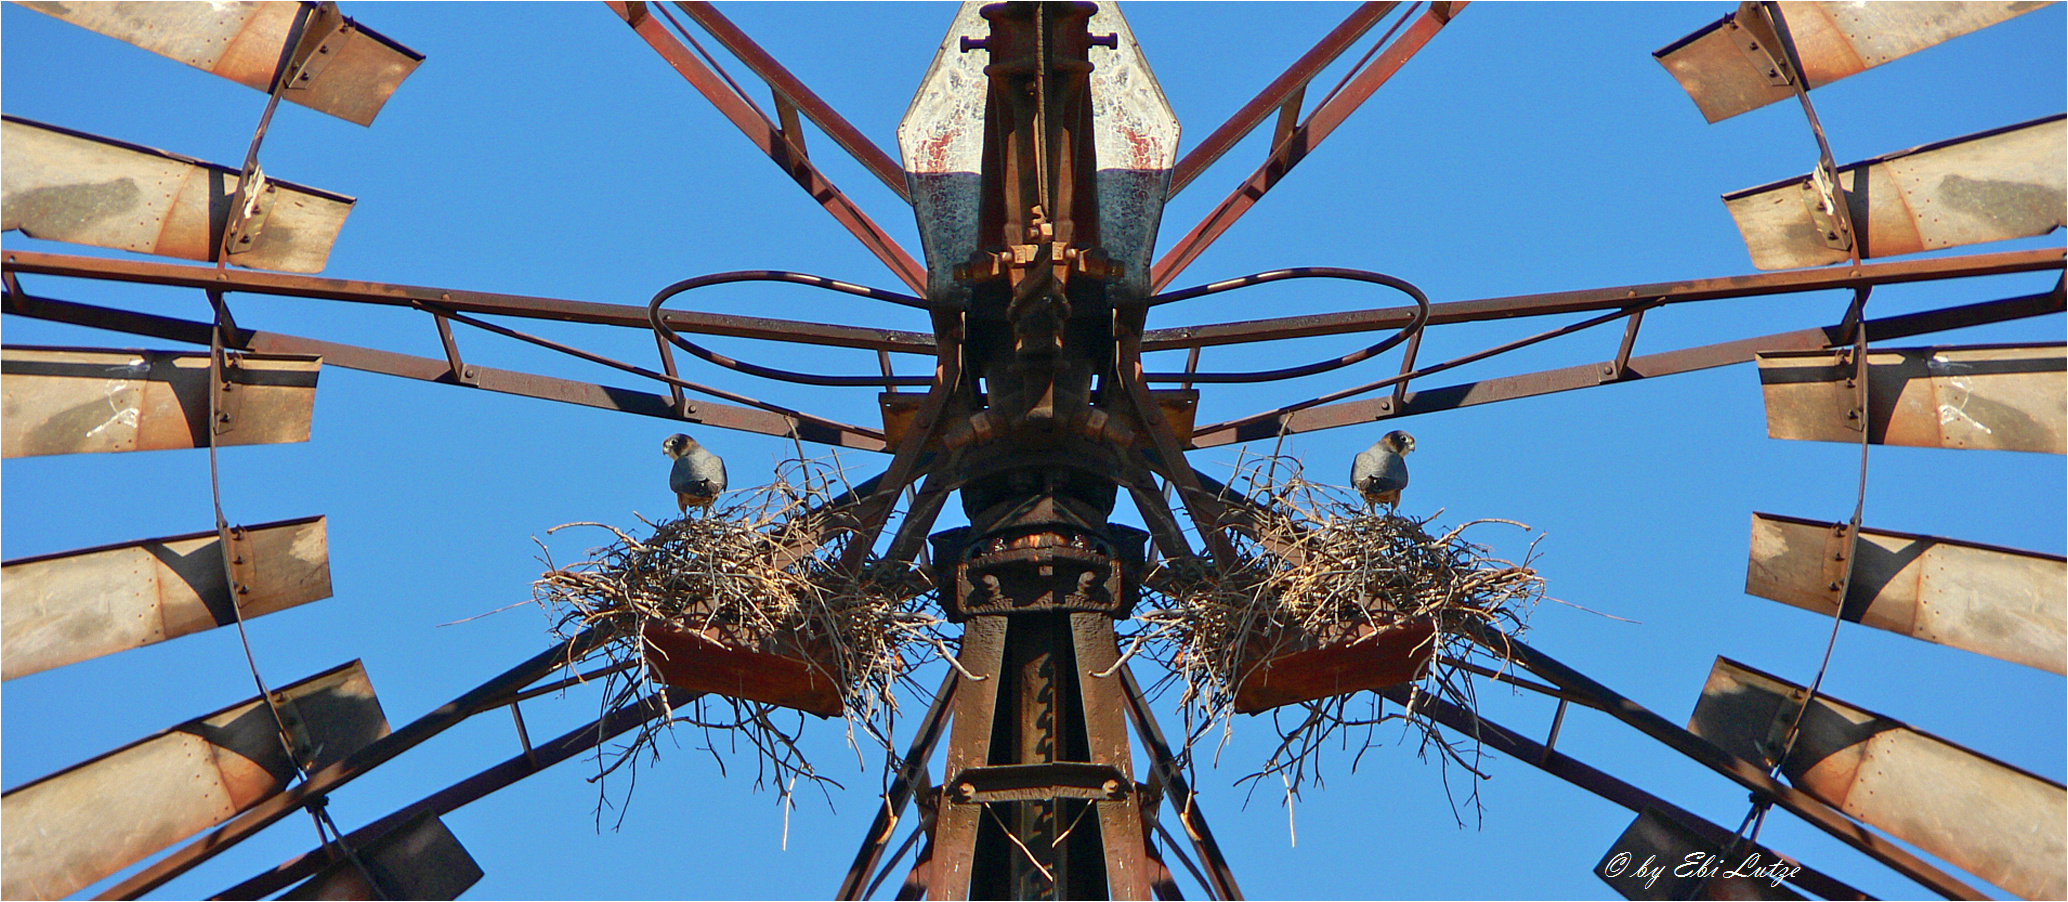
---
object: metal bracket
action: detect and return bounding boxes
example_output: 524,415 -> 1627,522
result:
431,312 -> 480,386
1798,163 -> 1854,252
948,763 -> 1130,804
1390,326 -> 1423,410
1757,686 -> 1811,771
267,687 -> 319,769
1819,519 -> 1854,601
1728,2 -> 1796,87
283,2 -> 352,92
225,523 -> 258,599
222,172 -> 277,258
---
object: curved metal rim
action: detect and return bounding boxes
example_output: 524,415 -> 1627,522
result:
1138,267 -> 1430,383
649,270 -> 948,387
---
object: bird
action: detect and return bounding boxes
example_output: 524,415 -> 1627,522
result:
662,433 -> 727,514
1351,430 -> 1415,514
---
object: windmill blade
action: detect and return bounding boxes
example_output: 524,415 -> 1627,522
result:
1689,657 -> 2067,901
1746,512 -> 2065,675
2,116 -> 354,273
0,660 -> 389,901
1756,343 -> 2065,453
1655,1 -> 2047,124
277,811 -> 482,901
12,0 -> 423,126
2,516 -> 332,680
2,345 -> 320,458
1724,114 -> 2065,270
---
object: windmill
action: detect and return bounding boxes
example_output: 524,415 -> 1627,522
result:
4,3 -> 2068,897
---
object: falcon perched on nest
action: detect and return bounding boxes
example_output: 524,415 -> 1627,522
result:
1352,430 -> 1415,514
662,433 -> 727,513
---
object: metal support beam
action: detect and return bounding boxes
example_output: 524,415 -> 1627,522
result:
605,1 -> 927,293
1467,626 -> 1990,900
95,629 -> 617,900
1151,3 -> 1463,291
3,291 -> 890,451
1165,3 -> 1397,196
1140,247 -> 2064,352
1,250 -> 936,354
1191,284 -> 2066,446
212,689 -> 689,900
674,2 -> 910,201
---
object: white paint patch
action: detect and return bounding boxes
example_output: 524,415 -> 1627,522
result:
1938,376 -> 1995,435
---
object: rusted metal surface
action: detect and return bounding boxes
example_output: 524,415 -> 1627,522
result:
1231,617 -> 1435,714
1166,3 -> 1395,196
1083,3 -> 1180,303
1690,657 -> 2067,900
1471,626 -> 1989,900
2,516 -> 330,681
2,660 -> 389,902
607,1 -> 926,294
1,250 -> 937,353
1746,513 -> 2066,674
1191,283 -> 2065,446
1118,668 -> 1242,901
2,117 -> 353,273
1151,3 -> 1463,292
1596,808 -> 1803,900
97,629 -> 616,900
639,620 -> 844,717
277,811 -> 481,901
675,2 -> 909,201
1726,115 -> 2066,270
215,689 -> 689,901
1757,343 -> 2066,453
931,617 -> 1005,901
838,673 -> 957,900
2,345 -> 319,458
16,1 -> 422,126
1141,246 -> 2064,351
1378,685 -> 1864,901
1074,613 -> 1151,900
1656,1 -> 2042,124
2,291 -> 891,451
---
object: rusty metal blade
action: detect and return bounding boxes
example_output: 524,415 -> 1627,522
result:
2,345 -> 320,458
897,1 -> 990,302
1,660 -> 389,901
1086,4 -> 1179,303
2,515 -> 332,681
1725,115 -> 2066,270
1597,808 -> 1804,900
1756,343 -> 2065,453
1746,513 -> 2066,675
1690,657 -> 2067,901
277,811 -> 482,900
1656,1 -> 2045,124
14,0 -> 423,126
2,116 -> 354,272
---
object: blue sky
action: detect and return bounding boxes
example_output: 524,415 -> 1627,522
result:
3,3 -> 2063,899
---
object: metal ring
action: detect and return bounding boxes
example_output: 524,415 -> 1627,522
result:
649,270 -> 949,387
1139,267 -> 1430,383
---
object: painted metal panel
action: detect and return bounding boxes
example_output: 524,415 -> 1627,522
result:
2,516 -> 332,680
2,345 -> 320,458
1689,657 -> 2066,901
897,2 -> 989,303
896,3 -> 1177,302
1086,3 -> 1178,303
278,810 -> 483,900
0,660 -> 389,901
1725,115 -> 2065,270
2,116 -> 355,273
1596,808 -> 1803,900
13,0 -> 423,126
1757,343 -> 2065,453
1655,1 -> 2045,123
1746,512 -> 2065,674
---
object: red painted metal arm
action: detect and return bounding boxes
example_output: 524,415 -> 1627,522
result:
675,2 -> 911,203
1152,2 -> 1465,292
1166,2 -> 1397,197
605,1 -> 927,294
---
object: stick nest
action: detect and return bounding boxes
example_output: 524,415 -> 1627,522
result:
532,457 -> 945,826
1135,453 -> 1547,821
